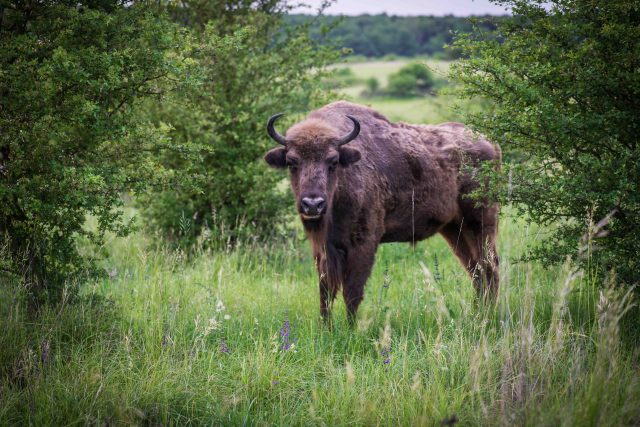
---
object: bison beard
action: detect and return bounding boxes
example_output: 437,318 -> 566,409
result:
265,101 -> 501,326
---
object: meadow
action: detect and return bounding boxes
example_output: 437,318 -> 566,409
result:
1,59 -> 639,426
331,59 -> 458,124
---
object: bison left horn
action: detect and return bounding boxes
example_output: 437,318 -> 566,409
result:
267,113 -> 287,146
336,115 -> 360,146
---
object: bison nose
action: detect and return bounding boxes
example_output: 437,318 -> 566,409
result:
301,197 -> 326,216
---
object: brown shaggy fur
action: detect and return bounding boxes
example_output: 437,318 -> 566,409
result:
265,101 -> 501,324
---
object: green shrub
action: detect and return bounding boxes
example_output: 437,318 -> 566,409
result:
139,2 -> 340,247
387,72 -> 420,97
386,62 -> 435,97
0,1 -> 195,303
365,77 -> 380,94
323,66 -> 360,89
450,0 -> 640,285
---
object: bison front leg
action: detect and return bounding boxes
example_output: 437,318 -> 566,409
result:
315,254 -> 338,325
343,244 -> 377,326
319,274 -> 337,325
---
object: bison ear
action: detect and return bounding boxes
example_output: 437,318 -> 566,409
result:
264,147 -> 287,169
339,147 -> 361,166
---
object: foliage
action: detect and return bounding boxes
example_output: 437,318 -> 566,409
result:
1,209 -> 639,424
286,14 -> 504,58
450,0 -> 640,285
323,66 -> 360,89
386,62 -> 435,97
139,1 -> 340,246
0,1 -> 195,302
364,76 -> 380,95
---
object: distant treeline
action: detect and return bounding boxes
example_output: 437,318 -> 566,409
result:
285,14 -> 504,58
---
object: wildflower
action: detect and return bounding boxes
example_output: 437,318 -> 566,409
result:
381,346 -> 391,366
280,319 -> 291,350
219,340 -> 230,354
216,300 -> 226,312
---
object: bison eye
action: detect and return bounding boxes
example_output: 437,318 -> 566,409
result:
286,159 -> 299,172
328,157 -> 339,171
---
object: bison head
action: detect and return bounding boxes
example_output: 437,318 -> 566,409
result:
264,114 -> 361,225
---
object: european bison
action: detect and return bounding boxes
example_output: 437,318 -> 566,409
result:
265,101 -> 500,324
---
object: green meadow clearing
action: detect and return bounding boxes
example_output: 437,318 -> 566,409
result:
1,60 -> 639,426
331,59 -> 461,123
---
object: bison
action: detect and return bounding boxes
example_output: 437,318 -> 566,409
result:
264,101 -> 500,324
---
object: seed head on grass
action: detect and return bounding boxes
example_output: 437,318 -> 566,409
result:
378,262 -> 391,308
216,300 -> 226,312
161,323 -> 174,348
433,253 -> 442,283
377,312 -> 392,371
345,361 -> 355,386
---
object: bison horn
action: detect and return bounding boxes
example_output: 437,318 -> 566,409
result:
336,115 -> 360,146
267,113 -> 287,146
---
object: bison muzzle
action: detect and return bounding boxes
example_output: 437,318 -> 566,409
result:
265,101 -> 501,325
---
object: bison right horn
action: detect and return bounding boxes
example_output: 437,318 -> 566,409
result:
267,113 -> 287,146
336,115 -> 360,146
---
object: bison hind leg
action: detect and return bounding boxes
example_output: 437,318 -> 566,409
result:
472,206 -> 500,300
439,217 -> 499,301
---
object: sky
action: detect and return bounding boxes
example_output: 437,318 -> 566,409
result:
290,0 -> 511,16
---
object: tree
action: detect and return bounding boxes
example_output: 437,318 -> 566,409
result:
0,1 -> 195,302
450,0 -> 640,285
365,77 -> 380,94
387,62 -> 435,97
139,1 -> 340,245
285,14 -> 503,58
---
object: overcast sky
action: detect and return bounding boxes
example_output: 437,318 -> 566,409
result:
290,0 -> 511,16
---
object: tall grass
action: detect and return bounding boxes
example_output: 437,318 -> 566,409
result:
1,209 -> 638,425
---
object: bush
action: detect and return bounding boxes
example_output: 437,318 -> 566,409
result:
0,1 -> 195,303
323,67 -> 360,89
387,72 -> 420,97
364,77 -> 380,96
139,2 -> 340,246
386,62 -> 435,97
450,0 -> 640,285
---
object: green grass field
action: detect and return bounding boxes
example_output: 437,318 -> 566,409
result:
1,59 -> 639,426
331,59 -> 471,124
